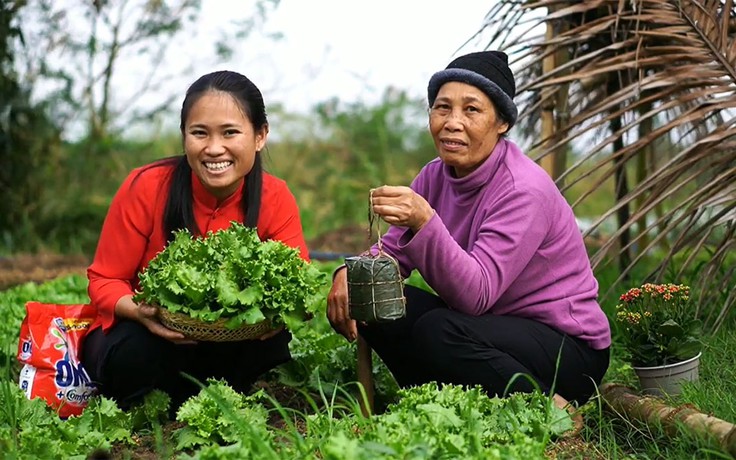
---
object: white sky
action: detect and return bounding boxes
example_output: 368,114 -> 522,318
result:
193,0 -> 495,113
24,0 -> 498,138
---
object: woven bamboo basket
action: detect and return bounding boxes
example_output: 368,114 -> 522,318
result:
158,308 -> 274,342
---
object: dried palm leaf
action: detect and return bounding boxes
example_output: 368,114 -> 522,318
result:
480,0 -> 736,332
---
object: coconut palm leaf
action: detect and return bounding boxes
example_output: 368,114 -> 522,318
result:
479,0 -> 736,332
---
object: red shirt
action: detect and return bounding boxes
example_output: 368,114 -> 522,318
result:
87,163 -> 309,332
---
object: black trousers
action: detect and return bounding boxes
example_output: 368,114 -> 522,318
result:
359,285 -> 610,405
81,320 -> 291,410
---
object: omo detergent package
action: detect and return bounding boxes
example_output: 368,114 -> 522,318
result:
17,301 -> 98,418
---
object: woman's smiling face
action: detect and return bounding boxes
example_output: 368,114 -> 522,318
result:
429,81 -> 509,178
183,90 -> 267,200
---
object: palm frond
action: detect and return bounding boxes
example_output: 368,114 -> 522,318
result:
482,0 -> 736,332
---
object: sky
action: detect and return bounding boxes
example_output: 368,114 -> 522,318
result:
24,0 -> 498,138
191,0 -> 495,113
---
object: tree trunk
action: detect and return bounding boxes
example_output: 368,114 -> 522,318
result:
608,72 -> 631,280
635,100 -> 653,252
540,12 -> 569,183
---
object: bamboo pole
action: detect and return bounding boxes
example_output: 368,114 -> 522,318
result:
601,383 -> 736,457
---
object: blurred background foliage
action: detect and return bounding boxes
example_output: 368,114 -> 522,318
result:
1,0 -> 734,333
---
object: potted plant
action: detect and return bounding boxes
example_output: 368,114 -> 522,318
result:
615,283 -> 703,397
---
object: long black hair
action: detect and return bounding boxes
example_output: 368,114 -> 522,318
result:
141,71 -> 267,241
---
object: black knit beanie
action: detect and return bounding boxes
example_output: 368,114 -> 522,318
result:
427,51 -> 518,128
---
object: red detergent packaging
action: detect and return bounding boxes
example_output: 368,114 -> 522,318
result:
17,301 -> 98,418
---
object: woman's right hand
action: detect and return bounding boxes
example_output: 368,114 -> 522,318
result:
136,304 -> 197,345
327,266 -> 357,342
115,295 -> 196,345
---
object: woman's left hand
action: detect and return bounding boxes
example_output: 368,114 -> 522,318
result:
371,185 -> 434,233
258,325 -> 285,341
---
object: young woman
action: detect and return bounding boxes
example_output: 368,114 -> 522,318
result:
82,71 -> 309,410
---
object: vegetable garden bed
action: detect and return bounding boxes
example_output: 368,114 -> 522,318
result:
0,254 -> 734,459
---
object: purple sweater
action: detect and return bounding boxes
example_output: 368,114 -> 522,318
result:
376,138 -> 611,350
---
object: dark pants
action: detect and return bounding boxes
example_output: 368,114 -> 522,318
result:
81,320 -> 291,411
359,285 -> 610,405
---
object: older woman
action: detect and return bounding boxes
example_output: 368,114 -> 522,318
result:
327,51 -> 611,413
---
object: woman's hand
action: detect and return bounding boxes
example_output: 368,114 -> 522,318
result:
115,295 -> 196,345
370,185 -> 434,233
327,266 -> 357,341
136,304 -> 198,345
258,325 -> 285,341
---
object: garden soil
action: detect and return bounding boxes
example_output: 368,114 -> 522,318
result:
0,252 -> 90,290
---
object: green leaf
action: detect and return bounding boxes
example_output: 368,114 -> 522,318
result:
657,319 -> 684,339
672,338 -> 702,361
215,270 -> 240,308
236,284 -> 263,305
229,306 -> 265,327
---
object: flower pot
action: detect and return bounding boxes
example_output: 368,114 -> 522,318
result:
632,352 -> 701,397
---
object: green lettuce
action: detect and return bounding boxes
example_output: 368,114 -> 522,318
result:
133,222 -> 326,330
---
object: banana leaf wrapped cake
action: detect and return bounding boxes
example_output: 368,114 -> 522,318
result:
346,253 -> 406,323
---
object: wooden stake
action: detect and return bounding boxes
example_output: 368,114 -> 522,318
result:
357,335 -> 374,417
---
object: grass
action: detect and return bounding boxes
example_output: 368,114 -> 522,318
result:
565,327 -> 736,460
680,330 -> 736,420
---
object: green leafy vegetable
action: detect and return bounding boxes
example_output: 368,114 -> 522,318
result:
133,223 -> 326,330
175,379 -> 271,449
